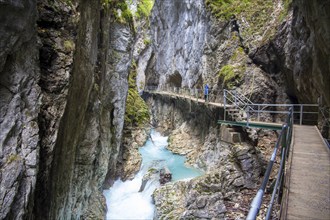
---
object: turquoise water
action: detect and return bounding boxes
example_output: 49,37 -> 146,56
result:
104,130 -> 203,219
140,131 -> 203,181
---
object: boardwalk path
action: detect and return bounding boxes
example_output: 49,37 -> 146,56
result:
284,125 -> 330,219
146,90 -> 226,107
147,90 -> 330,218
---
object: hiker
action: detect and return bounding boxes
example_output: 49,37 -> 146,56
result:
204,84 -> 209,102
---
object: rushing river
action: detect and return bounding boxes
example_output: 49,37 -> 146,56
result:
103,130 -> 203,219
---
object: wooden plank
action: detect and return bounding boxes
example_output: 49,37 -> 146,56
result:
285,125 -> 330,220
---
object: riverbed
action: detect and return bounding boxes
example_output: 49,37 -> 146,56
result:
103,130 -> 203,219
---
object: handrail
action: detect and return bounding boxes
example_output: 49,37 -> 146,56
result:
223,89 -> 319,126
224,89 -> 254,106
244,103 -> 318,125
223,89 -> 256,121
146,87 -> 321,126
247,108 -> 293,220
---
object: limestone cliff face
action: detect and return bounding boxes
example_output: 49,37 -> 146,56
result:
0,1 -> 40,219
0,0 -> 132,219
285,0 -> 330,106
43,2 -> 132,219
149,0 -> 209,87
146,0 -> 329,124
251,0 -> 330,107
147,0 -> 287,107
34,0 -> 76,218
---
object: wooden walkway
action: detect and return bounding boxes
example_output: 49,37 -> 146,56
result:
283,125 -> 330,219
146,90 -> 227,108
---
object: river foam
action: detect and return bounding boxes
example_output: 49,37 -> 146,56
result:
104,130 -> 202,219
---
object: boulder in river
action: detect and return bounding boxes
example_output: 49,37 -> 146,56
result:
160,166 -> 172,185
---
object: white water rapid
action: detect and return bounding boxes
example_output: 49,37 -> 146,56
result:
103,130 -> 203,219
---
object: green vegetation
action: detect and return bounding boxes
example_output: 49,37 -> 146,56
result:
6,154 -> 21,164
279,0 -> 292,22
219,65 -> 235,80
205,0 -> 252,20
205,0 -> 275,43
136,0 -> 154,19
230,46 -> 244,60
125,63 -> 150,127
103,0 -> 133,24
63,40 -> 75,52
218,64 -> 245,89
143,38 -> 151,46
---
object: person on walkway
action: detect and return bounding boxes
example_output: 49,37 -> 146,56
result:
204,84 -> 209,102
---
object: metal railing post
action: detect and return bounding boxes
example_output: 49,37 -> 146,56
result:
246,107 -> 250,127
224,90 -> 227,121
235,90 -> 237,107
300,105 -> 303,125
257,105 -> 260,121
247,125 -> 286,220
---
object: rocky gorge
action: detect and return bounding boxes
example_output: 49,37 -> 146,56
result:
0,0 -> 329,219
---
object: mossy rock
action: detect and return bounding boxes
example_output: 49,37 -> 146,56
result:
205,0 -> 281,44
103,0 -> 133,24
6,154 -> 21,164
218,64 -> 245,89
136,0 -> 154,19
124,62 -> 150,127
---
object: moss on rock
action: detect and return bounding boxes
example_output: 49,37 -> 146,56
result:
218,64 -> 245,89
103,0 -> 133,24
124,63 -> 150,127
136,0 -> 154,19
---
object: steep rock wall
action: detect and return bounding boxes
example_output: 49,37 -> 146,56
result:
0,1 -> 40,219
147,0 -> 287,108
0,0 -> 132,219
34,0 -> 77,218
150,0 -> 209,87
285,0 -> 329,106
44,2 -> 132,219
251,0 -> 330,107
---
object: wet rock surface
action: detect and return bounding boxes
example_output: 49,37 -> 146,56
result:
117,128 -> 149,181
34,0 -> 77,217
0,0 -> 133,219
0,0 -> 39,219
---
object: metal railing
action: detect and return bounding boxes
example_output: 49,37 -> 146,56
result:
223,89 -> 319,126
146,87 -> 324,127
247,108 -> 294,220
145,86 -> 217,103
